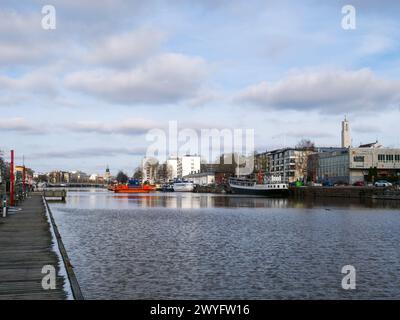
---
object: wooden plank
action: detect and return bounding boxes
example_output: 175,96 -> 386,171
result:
0,195 -> 68,300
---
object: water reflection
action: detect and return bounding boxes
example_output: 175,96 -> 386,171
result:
50,189 -> 400,299
63,189 -> 400,210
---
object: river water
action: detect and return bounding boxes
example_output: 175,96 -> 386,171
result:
49,189 -> 400,299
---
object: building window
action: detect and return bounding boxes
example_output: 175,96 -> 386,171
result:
353,156 -> 364,162
386,154 -> 394,162
395,155 -> 400,162
378,154 -> 385,162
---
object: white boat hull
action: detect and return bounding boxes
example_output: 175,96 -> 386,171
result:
173,183 -> 195,192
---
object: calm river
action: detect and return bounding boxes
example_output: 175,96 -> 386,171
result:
49,189 -> 400,299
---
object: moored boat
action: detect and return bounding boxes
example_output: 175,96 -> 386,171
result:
173,181 -> 195,192
229,176 -> 289,197
114,179 -> 153,193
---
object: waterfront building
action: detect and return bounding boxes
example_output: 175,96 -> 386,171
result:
254,151 -> 269,173
183,172 -> 216,185
316,143 -> 400,184
177,155 -> 201,178
166,156 -> 179,180
142,157 -> 159,183
268,148 -> 316,183
69,170 -> 89,183
89,173 -> 99,182
47,171 -> 71,184
306,147 -> 348,182
14,166 -> 35,189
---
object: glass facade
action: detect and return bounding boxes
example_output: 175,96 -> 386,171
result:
317,151 -> 349,183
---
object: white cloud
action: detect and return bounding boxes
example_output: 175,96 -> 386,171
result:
86,28 -> 167,67
65,53 -> 208,104
352,123 -> 382,133
358,34 -> 397,55
29,146 -> 147,159
0,72 -> 58,96
0,117 -> 45,134
235,68 -> 400,113
65,118 -> 160,135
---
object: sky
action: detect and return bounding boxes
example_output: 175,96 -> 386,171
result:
1,0 -> 400,175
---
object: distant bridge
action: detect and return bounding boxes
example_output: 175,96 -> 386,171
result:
44,183 -> 107,188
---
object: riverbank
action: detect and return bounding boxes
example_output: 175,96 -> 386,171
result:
193,184 -> 400,201
290,186 -> 400,200
0,193 -> 82,300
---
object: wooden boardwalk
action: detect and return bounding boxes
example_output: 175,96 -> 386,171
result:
0,194 -> 67,300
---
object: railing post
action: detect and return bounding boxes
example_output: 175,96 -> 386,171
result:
2,197 -> 7,218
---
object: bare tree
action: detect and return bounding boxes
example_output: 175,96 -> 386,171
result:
295,139 -> 315,151
157,163 -> 173,182
116,171 -> 129,184
133,167 -> 143,180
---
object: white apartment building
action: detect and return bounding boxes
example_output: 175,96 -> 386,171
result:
268,148 -> 315,183
166,157 -> 179,180
177,155 -> 201,178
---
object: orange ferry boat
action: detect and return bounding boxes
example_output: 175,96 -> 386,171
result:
113,180 -> 156,193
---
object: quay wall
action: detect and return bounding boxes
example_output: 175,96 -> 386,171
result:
194,184 -> 228,194
289,186 -> 400,200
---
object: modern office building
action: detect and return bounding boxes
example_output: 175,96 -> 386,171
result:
316,144 -> 400,184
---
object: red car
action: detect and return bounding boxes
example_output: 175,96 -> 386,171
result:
353,181 -> 365,187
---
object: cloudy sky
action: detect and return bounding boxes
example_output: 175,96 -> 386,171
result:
1,0 -> 400,175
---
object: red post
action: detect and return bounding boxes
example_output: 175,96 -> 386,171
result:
10,150 -> 14,206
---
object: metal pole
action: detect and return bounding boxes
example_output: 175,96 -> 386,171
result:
23,155 -> 26,198
10,150 -> 14,206
2,198 -> 6,218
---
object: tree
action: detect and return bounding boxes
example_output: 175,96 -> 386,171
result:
157,163 -> 173,182
133,167 -> 143,180
296,139 -> 315,151
367,167 -> 378,182
116,171 -> 129,184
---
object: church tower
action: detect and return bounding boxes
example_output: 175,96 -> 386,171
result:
341,117 -> 351,148
104,165 -> 111,182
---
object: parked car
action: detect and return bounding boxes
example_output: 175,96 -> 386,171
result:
334,181 -> 349,186
310,182 -> 322,187
322,181 -> 334,187
353,181 -> 365,187
374,180 -> 392,187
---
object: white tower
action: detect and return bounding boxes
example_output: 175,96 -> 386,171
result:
341,117 -> 351,148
